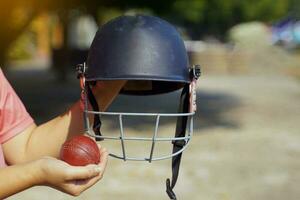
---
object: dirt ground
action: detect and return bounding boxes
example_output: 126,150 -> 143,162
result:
5,71 -> 300,200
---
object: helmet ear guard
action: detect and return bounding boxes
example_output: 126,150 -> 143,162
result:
77,15 -> 202,200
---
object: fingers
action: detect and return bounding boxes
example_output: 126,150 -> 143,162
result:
96,143 -> 102,151
62,145 -> 108,196
79,172 -> 103,188
79,173 -> 103,190
64,146 -> 108,181
96,144 -> 108,169
98,147 -> 108,174
65,165 -> 101,180
65,152 -> 106,196
66,173 -> 103,196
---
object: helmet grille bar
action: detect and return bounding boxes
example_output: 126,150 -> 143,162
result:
149,115 -> 160,163
85,111 -> 194,161
86,110 -> 194,117
119,114 -> 127,161
91,135 -> 191,141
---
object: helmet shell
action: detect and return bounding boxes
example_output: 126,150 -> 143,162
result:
86,15 -> 190,95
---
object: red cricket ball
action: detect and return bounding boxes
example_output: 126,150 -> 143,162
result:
60,135 -> 100,166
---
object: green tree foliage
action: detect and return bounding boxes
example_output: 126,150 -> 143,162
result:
289,0 -> 300,18
240,0 -> 289,21
0,0 -> 295,65
163,0 -> 290,39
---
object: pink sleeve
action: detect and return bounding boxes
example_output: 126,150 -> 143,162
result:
0,69 -> 34,143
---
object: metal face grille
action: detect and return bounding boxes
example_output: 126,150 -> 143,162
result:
84,110 -> 194,162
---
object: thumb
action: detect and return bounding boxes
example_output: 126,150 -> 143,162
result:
65,165 -> 102,180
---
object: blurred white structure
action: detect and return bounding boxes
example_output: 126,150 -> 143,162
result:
68,15 -> 98,50
184,40 -> 207,53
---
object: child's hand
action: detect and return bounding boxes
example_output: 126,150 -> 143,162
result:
37,147 -> 108,196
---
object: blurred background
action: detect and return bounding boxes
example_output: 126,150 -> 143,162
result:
2,0 -> 300,200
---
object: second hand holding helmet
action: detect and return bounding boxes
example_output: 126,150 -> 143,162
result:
76,15 -> 201,200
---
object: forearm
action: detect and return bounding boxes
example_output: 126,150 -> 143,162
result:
0,160 -> 42,199
24,101 -> 84,160
24,80 -> 123,161
4,80 -> 125,164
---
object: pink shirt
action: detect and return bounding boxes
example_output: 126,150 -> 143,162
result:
0,69 -> 34,167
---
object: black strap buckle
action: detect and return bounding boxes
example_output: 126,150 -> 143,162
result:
76,63 -> 86,78
172,139 -> 186,148
190,64 -> 201,80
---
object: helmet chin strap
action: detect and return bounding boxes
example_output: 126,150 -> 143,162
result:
86,83 -> 103,141
166,83 -> 189,200
166,65 -> 201,200
77,63 -> 103,141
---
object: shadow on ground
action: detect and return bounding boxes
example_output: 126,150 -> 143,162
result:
6,69 -> 241,131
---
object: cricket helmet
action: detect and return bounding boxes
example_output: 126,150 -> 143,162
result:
76,15 -> 201,199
